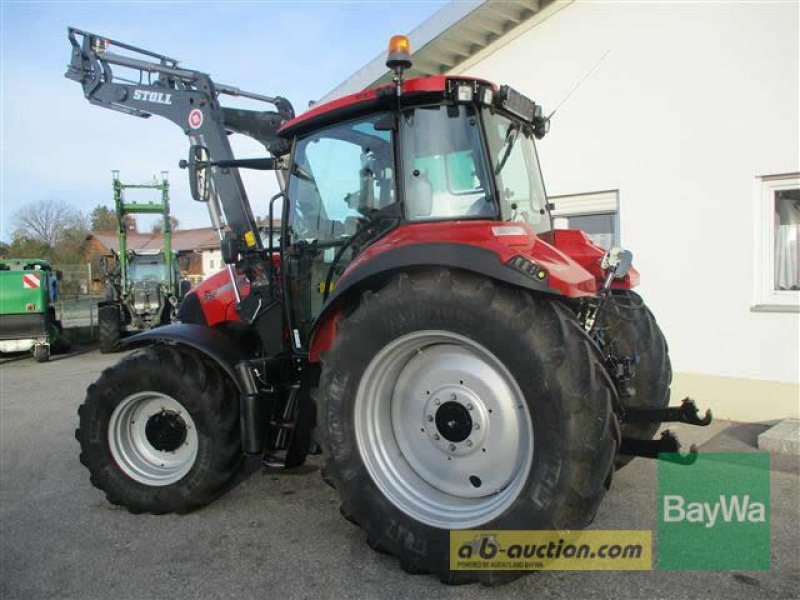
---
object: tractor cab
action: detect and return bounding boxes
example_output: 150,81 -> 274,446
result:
126,249 -> 178,285
277,54 -> 553,342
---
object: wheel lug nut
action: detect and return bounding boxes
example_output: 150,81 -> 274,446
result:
466,403 -> 473,411
434,398 -> 441,406
426,415 -> 433,422
466,440 -> 473,447
474,423 -> 480,430
449,443 -> 456,451
434,434 -> 440,440
450,393 -> 457,401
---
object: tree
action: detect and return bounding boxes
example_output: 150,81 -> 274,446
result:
6,236 -> 51,261
90,205 -> 117,232
89,205 -> 137,232
12,200 -> 86,247
8,200 -> 89,264
151,216 -> 180,233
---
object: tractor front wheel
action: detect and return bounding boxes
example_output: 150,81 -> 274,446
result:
76,345 -> 242,513
314,270 -> 618,584
98,304 -> 121,353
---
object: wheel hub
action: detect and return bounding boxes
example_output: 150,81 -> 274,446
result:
145,410 -> 187,452
422,387 -> 488,457
434,401 -> 472,442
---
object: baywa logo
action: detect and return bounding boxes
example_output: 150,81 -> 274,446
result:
663,494 -> 766,528
658,452 -> 770,570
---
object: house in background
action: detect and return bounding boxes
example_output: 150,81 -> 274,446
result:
84,220 -> 283,291
85,226 -> 222,287
320,0 -> 799,421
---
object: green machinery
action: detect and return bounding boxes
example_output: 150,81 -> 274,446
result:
0,259 -> 68,362
98,171 -> 182,352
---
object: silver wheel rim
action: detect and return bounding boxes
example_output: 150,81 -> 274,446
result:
108,392 -> 198,486
354,330 -> 533,529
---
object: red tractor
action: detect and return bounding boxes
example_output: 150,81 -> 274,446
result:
68,30 -> 710,584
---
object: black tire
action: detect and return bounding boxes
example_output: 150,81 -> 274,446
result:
76,345 -> 242,513
314,269 -> 618,585
33,344 -> 50,363
603,290 -> 672,469
98,304 -> 121,353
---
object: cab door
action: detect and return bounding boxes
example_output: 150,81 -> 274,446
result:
282,113 -> 396,345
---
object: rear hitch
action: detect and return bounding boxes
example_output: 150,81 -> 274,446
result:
620,430 -> 698,465
623,397 -> 713,427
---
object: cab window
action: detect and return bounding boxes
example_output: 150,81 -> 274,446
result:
401,105 -> 495,221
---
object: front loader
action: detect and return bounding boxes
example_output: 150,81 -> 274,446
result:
67,29 -> 711,584
97,171 -> 184,351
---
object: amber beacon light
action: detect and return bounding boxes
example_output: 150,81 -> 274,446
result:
386,34 -> 412,71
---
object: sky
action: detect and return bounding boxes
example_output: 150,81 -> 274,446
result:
0,0 -> 449,241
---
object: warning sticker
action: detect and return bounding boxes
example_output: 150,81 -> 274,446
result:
188,109 -> 204,129
22,274 -> 40,289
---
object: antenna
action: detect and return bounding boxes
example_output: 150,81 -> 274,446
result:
547,50 -> 611,120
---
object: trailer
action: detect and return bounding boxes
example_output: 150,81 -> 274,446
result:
0,259 -> 68,362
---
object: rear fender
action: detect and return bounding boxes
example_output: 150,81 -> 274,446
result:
545,229 -> 640,288
307,242 -> 559,362
121,323 -> 247,391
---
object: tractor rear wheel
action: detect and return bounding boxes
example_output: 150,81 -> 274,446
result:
604,290 -> 672,469
76,345 -> 242,513
314,270 -> 618,585
98,304 -> 121,353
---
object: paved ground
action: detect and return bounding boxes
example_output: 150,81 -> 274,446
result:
1,348 -> 798,599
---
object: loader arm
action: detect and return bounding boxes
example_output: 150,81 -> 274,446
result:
65,27 -> 294,255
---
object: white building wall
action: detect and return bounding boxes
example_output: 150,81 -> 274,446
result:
458,1 -> 799,416
201,249 -> 222,277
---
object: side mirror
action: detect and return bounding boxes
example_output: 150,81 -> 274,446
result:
180,145 -> 211,202
601,247 -> 634,279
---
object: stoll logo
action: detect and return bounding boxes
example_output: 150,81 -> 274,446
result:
133,89 -> 173,105
657,452 -> 770,570
662,494 -> 766,528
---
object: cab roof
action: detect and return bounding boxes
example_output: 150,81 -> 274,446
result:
278,75 -> 497,139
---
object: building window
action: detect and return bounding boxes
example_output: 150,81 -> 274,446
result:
549,190 -> 619,249
754,174 -> 800,311
209,258 -> 215,270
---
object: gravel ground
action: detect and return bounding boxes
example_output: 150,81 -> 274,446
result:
1,347 -> 798,599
